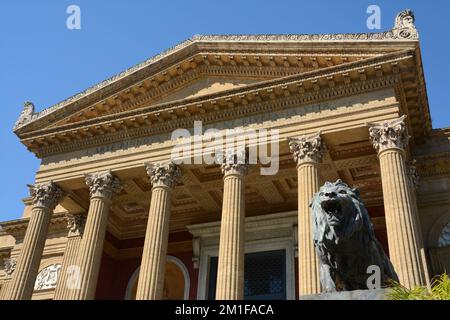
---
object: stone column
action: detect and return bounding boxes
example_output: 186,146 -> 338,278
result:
406,160 -> 431,288
135,162 -> 181,300
215,150 -> 248,300
369,115 -> 425,288
53,213 -> 86,300
288,132 -> 324,296
72,171 -> 121,300
4,182 -> 64,300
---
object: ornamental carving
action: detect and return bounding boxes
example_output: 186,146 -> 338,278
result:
438,222 -> 450,247
220,149 -> 249,176
66,213 -> 86,237
4,258 -> 17,278
145,162 -> 181,188
27,181 -> 65,210
368,115 -> 409,153
393,9 -> 418,39
85,170 -> 122,198
406,159 -> 420,190
288,132 -> 324,165
14,101 -> 36,129
34,264 -> 61,291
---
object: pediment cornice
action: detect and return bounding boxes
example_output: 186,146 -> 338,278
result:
14,10 -> 420,135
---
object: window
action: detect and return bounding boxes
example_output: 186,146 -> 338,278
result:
207,249 -> 286,300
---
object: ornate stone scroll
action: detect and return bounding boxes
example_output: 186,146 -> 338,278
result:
368,115 -> 409,153
27,181 -> 65,210
85,170 -> 122,198
145,162 -> 181,188
288,132 -> 324,165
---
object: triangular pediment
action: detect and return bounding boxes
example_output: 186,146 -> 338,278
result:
19,49 -> 402,131
15,9 -> 433,157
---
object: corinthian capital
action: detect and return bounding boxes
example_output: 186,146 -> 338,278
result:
406,159 -> 420,190
27,181 -> 65,210
288,132 -> 324,165
220,149 -> 249,176
368,115 -> 409,154
85,170 -> 122,199
4,258 -> 17,278
145,161 -> 181,188
66,213 -> 86,237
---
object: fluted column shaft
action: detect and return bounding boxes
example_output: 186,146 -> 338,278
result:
72,171 -> 121,300
297,162 -> 321,294
54,214 -> 85,300
215,160 -> 247,300
369,116 -> 425,288
4,182 -> 64,300
406,161 -> 431,288
289,133 -> 323,296
136,162 -> 180,300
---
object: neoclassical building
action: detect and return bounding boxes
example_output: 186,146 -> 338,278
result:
1,10 -> 449,300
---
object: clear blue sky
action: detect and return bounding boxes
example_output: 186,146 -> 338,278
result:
1,0 -> 449,221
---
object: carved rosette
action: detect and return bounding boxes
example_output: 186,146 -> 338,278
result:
220,149 -> 249,176
406,159 -> 420,190
145,162 -> 181,188
66,213 -> 86,237
368,115 -> 409,154
27,181 -> 65,210
288,132 -> 324,165
4,258 -> 17,278
85,170 -> 122,199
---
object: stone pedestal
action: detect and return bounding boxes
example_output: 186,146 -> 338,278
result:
136,162 -> 180,300
4,182 -> 64,300
369,116 -> 426,288
54,213 -> 86,300
72,171 -> 121,300
216,151 -> 248,300
289,133 -> 324,296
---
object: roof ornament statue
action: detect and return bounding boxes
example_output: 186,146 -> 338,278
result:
392,9 -> 418,39
14,101 -> 36,129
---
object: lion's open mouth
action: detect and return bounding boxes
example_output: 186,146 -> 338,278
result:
321,200 -> 343,225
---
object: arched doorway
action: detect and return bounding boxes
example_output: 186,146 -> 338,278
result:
125,256 -> 190,300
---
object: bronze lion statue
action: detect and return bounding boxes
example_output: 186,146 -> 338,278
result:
310,180 -> 398,292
